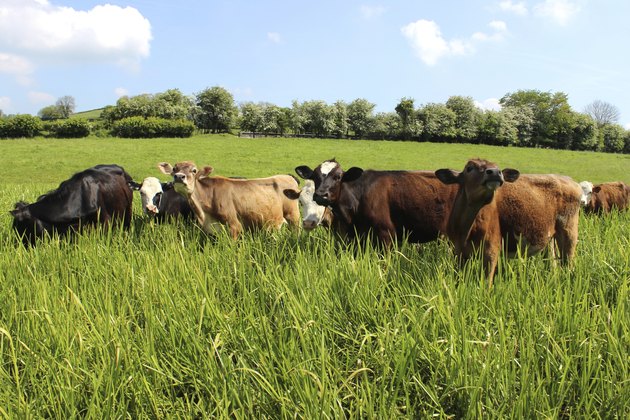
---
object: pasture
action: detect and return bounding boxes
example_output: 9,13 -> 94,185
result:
0,135 -> 628,417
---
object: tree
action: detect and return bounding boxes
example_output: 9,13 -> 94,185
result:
395,97 -> 421,140
347,98 -> 375,138
417,103 -> 456,142
331,101 -> 348,138
500,90 -> 573,148
239,102 -> 264,132
38,105 -> 64,120
584,100 -> 620,126
599,124 -> 625,153
194,86 -> 237,133
56,96 -> 75,118
477,110 -> 518,146
569,113 -> 599,151
446,95 -> 481,142
102,89 -> 193,125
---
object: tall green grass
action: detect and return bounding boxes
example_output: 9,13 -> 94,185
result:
0,135 -> 628,417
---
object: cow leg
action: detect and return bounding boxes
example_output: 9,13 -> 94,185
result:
482,247 -> 499,288
554,221 -> 579,266
228,219 -> 243,239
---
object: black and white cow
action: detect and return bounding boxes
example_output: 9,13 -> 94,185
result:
128,176 -> 193,222
283,179 -> 333,231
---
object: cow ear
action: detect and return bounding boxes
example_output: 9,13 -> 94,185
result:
158,162 -> 173,175
295,166 -> 313,180
128,181 -> 142,191
593,186 -> 602,193
10,202 -> 29,220
162,182 -> 174,191
342,167 -> 363,182
283,188 -> 301,200
435,169 -> 460,185
198,166 -> 213,179
502,168 -> 520,183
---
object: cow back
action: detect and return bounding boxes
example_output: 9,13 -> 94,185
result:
335,170 -> 458,243
495,174 -> 581,254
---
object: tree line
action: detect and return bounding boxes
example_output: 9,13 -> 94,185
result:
1,86 -> 629,153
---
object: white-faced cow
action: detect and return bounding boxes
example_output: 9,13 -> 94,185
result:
128,176 -> 193,222
579,180 -> 630,215
283,180 -> 333,231
10,164 -> 133,246
436,158 -> 582,286
295,159 -> 458,246
158,161 -> 300,238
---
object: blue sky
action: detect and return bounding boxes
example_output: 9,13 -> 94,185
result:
2,0 -> 630,127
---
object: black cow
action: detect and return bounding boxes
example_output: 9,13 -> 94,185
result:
295,159 -> 458,246
10,164 -> 134,246
128,176 -> 193,222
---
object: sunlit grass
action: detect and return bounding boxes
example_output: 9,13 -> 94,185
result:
0,136 -> 628,417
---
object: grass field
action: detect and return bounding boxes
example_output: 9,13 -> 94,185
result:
0,135 -> 628,417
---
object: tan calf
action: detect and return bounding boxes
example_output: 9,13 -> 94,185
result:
159,161 -> 300,238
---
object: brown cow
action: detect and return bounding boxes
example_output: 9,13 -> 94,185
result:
158,161 -> 300,238
579,181 -> 630,214
297,159 -> 458,246
436,158 -> 582,286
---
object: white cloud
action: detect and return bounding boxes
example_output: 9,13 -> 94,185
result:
475,98 -> 502,111
360,5 -> 386,20
0,96 -> 11,111
498,0 -> 529,16
0,0 -> 152,69
114,87 -> 129,98
0,53 -> 34,85
28,91 -> 55,105
402,20 -> 507,66
472,20 -> 509,42
267,32 -> 282,44
534,0 -> 581,26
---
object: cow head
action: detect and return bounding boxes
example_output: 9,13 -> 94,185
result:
436,159 -> 520,205
578,181 -> 593,206
10,201 -> 44,246
283,180 -> 327,231
158,161 -> 213,196
295,159 -> 364,207
129,177 -> 165,215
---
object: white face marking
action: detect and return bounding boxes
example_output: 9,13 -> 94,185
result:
139,177 -> 163,214
298,180 -> 327,230
579,181 -> 593,206
319,161 -> 338,176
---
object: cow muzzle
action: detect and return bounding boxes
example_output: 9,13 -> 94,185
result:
483,168 -> 504,191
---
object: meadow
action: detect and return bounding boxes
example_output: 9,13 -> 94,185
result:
0,135 -> 628,418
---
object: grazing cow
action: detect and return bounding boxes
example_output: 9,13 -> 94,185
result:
158,161 -> 300,238
10,164 -> 133,246
295,159 -> 458,246
579,180 -> 630,214
283,180 -> 333,231
435,159 -> 582,286
128,176 -> 193,222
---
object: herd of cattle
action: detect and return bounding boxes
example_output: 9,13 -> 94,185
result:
9,159 -> 630,285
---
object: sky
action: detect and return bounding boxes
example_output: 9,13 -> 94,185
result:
1,0 -> 630,128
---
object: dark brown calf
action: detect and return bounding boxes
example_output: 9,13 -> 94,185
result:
582,181 -> 630,214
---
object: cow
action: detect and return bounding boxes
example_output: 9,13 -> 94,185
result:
158,161 -> 300,238
283,179 -> 333,231
579,180 -> 630,214
295,159 -> 458,246
435,158 -> 582,286
128,176 -> 193,222
10,164 -> 134,246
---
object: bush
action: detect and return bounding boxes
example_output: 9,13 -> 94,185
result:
0,114 -> 42,138
47,119 -> 91,138
111,117 -> 195,138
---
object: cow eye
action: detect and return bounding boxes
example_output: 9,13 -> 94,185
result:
466,166 -> 473,173
192,168 -> 197,174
